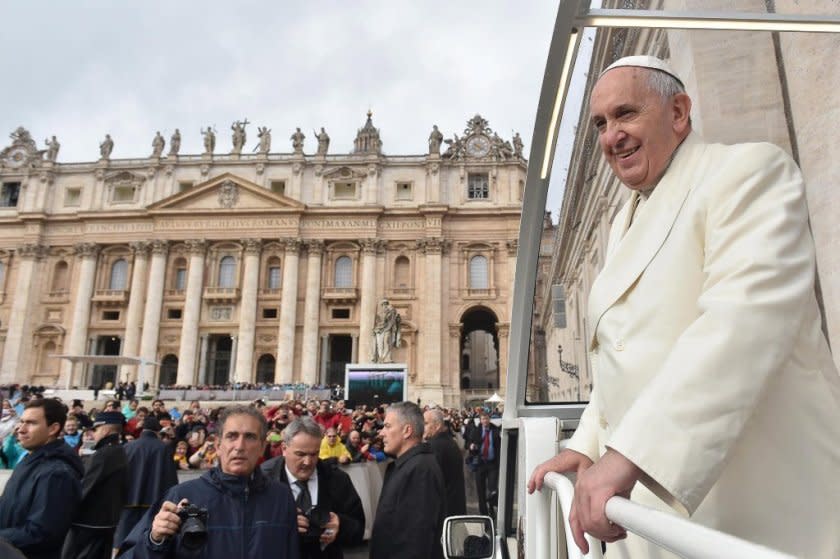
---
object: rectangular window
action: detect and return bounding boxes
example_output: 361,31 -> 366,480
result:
331,308 -> 351,320
262,308 -> 278,319
267,266 -> 282,289
467,173 -> 489,199
112,185 -> 136,203
64,187 -> 82,207
102,310 -> 120,321
333,182 -> 356,199
395,182 -> 413,200
1,182 -> 21,207
270,180 -> 286,196
552,284 -> 566,328
175,269 -> 187,291
167,308 -> 183,320
178,181 -> 194,193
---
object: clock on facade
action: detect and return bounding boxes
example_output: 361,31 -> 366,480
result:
4,147 -> 28,168
465,134 -> 491,158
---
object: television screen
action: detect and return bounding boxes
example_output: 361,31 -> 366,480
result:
345,368 -> 406,407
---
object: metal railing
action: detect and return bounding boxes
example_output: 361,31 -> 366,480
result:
542,472 -> 795,559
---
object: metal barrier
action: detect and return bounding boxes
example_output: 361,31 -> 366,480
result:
542,472 -> 795,559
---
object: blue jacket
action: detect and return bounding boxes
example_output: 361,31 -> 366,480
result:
0,439 -> 84,559
117,466 -> 299,559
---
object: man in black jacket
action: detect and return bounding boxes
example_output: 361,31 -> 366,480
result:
113,415 -> 178,548
62,411 -> 128,559
0,398 -> 83,559
466,411 -> 501,516
370,402 -> 445,559
423,408 -> 466,517
262,416 -> 365,559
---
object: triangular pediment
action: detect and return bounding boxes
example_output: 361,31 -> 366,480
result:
148,173 -> 305,213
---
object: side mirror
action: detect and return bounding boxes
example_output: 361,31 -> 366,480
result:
442,515 -> 495,559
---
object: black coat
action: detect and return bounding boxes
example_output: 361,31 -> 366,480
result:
370,443 -> 444,559
114,431 -> 178,546
261,456 -> 365,559
0,439 -> 84,559
427,431 -> 467,517
62,433 -> 129,559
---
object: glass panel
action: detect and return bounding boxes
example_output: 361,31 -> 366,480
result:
334,256 -> 353,288
218,256 -> 236,288
597,0 -> 824,16
175,268 -> 187,291
525,23 -> 839,404
469,255 -> 489,289
109,259 -> 128,290
268,266 -> 282,289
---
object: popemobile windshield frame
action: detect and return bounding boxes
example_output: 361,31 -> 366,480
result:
500,0 -> 840,548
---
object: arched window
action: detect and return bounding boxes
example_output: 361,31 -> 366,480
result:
52,261 -> 69,292
109,259 -> 128,290
266,257 -> 282,289
394,256 -> 410,288
218,256 -> 236,288
334,256 -> 352,288
159,354 -> 178,386
256,354 -> 276,384
173,257 -> 187,290
469,255 -> 489,289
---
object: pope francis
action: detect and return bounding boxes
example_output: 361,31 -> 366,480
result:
529,56 -> 840,558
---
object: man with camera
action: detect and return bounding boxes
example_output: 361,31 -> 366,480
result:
118,405 -> 299,558
261,417 -> 365,559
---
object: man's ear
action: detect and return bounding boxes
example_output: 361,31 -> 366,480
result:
671,92 -> 692,133
48,422 -> 62,439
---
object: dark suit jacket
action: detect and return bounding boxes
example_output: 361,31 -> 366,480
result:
467,422 -> 501,466
370,443 -> 444,559
427,431 -> 466,517
261,456 -> 365,559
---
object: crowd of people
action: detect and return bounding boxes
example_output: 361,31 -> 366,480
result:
0,383 -> 502,558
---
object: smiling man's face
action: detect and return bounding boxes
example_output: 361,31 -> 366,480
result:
589,67 -> 691,190
217,413 -> 265,477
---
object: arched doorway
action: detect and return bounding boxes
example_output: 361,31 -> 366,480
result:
460,306 -> 500,390
160,354 -> 178,386
256,354 -> 275,384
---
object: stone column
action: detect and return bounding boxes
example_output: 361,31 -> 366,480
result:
197,335 -> 209,385
228,335 -> 238,383
357,239 -> 378,362
177,240 -> 206,386
319,334 -> 329,385
1,244 -> 46,384
58,243 -> 99,387
138,240 -> 168,387
449,323 -> 463,398
234,239 -> 262,383
275,238 -> 301,383
496,323 -> 510,395
351,335 -> 358,363
421,238 -> 445,389
300,240 -> 324,386
120,241 -> 150,382
506,240 -> 518,316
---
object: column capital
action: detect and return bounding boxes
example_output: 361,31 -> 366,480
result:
448,323 -> 463,337
17,243 -> 48,260
418,237 -> 450,255
130,241 -> 151,257
150,239 -> 170,255
185,239 -> 207,255
280,238 -> 302,254
506,239 -> 518,256
360,238 -> 378,254
241,238 -> 263,255
72,242 -> 99,259
495,322 -> 510,338
304,239 -> 325,255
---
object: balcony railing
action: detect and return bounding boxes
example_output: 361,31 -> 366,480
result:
91,289 -> 128,305
43,290 -> 71,303
203,287 -> 240,303
321,287 -> 358,303
164,288 -> 186,300
258,287 -> 283,298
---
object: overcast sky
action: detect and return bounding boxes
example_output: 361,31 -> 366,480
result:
1,1 -> 558,162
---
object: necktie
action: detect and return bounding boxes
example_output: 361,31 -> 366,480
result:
295,480 -> 312,512
481,429 -> 490,460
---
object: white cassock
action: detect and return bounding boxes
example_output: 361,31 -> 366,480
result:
566,132 -> 840,558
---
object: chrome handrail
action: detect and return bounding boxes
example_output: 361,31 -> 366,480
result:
542,472 -> 795,559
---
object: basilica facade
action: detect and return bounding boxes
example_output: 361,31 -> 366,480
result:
0,113 -> 526,406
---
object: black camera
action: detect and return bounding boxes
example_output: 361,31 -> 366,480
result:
178,503 -> 209,551
302,506 -> 330,541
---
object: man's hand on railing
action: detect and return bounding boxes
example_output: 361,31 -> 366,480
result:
570,448 -> 642,553
526,448 -> 593,493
